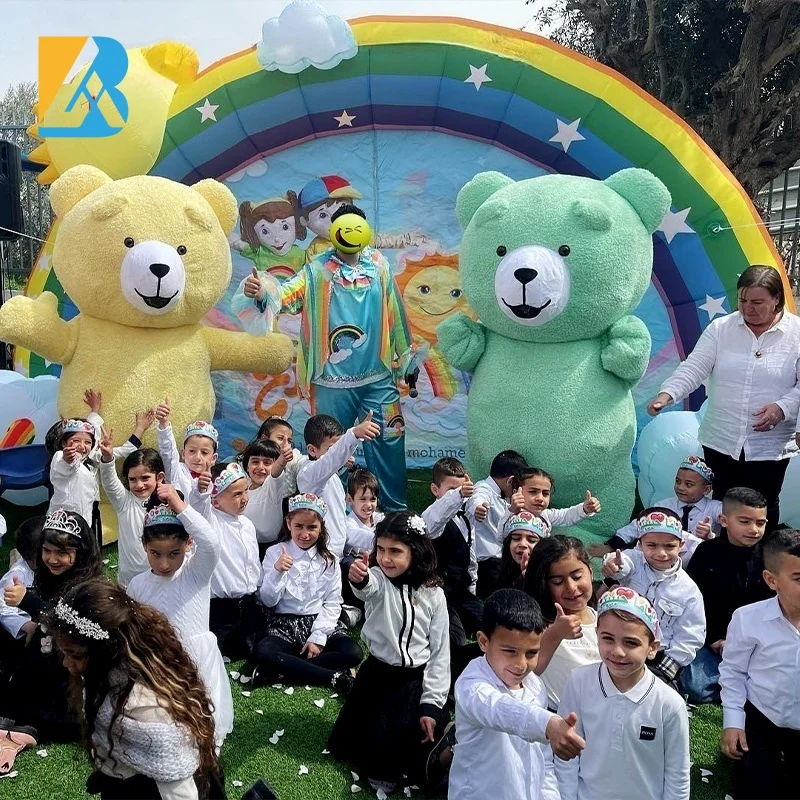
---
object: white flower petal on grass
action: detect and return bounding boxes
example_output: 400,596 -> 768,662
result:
269,734 -> 280,744
232,781 -> 243,788
222,656 -> 231,664
376,788 -> 388,800
305,685 -> 312,691
239,675 -> 251,684
700,769 -> 713,777
351,785 -> 362,794
322,748 -> 330,755
284,687 -> 294,695
404,789 -> 412,798
298,764 -> 309,776
36,749 -> 48,757
351,772 -> 359,782
229,671 -> 241,680
0,771 -> 18,779
330,693 -> 339,698
241,691 -> 251,697
314,698 -> 325,708
102,559 -> 109,565
275,729 -> 285,737
271,683 -> 283,689
255,709 -> 264,715
702,777 -> 709,784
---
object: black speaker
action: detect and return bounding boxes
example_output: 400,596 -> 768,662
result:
0,140 -> 23,241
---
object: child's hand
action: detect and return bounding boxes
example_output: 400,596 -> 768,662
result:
274,545 -> 294,573
197,471 -> 213,494
300,641 -> 322,659
83,388 -> 102,414
134,409 -> 155,437
721,727 -> 748,760
587,544 -> 613,558
550,603 -> 583,640
473,502 -> 489,522
419,716 -> 437,743
4,575 -> 26,607
21,620 -> 37,643
280,443 -> 293,464
459,474 -> 474,498
646,392 -> 673,416
583,490 -> 601,514
345,456 -> 356,470
353,410 -> 380,442
157,482 -> 185,513
244,267 -> 265,300
155,396 -> 171,427
510,488 -> 525,514
520,549 -> 530,576
695,516 -> 713,539
601,550 -> 623,578
99,425 -> 115,463
710,639 -> 725,655
545,712 -> 585,760
349,551 -> 370,583
63,442 -> 81,464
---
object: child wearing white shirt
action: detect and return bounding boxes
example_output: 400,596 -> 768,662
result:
241,438 -> 291,559
602,508 -> 705,688
295,413 -> 380,559
719,529 -> 800,800
191,462 -> 262,659
449,588 -> 585,800
257,416 -> 303,497
0,517 -> 43,675
345,468 -> 384,553
465,450 -> 528,596
555,587 -> 690,800
154,396 -> 218,500
250,493 -> 362,690
591,455 -> 721,566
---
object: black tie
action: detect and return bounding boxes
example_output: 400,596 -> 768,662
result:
457,509 -> 473,547
681,505 -> 694,531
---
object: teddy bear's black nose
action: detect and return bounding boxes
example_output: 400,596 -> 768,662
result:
149,263 -> 170,279
514,267 -> 538,285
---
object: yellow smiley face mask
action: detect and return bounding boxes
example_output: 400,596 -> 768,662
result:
329,213 -> 372,254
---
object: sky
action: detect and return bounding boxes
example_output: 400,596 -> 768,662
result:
0,0 -> 541,93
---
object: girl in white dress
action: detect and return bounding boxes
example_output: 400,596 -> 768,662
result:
126,483 -> 233,748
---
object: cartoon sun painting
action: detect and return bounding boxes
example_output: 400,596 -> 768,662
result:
394,247 -> 474,400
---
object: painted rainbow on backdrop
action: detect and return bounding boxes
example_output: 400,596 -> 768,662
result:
20,15 -> 789,416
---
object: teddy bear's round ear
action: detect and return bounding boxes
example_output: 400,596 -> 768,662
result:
570,198 -> 612,231
191,179 -> 238,235
456,172 -> 515,230
604,168 -> 672,234
50,165 -> 113,219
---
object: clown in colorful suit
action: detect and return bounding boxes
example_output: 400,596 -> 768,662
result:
236,204 -> 416,511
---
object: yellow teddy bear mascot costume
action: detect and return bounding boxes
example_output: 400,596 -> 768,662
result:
0,164 -> 293,537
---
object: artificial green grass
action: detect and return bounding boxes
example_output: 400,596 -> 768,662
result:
0,474 -> 733,799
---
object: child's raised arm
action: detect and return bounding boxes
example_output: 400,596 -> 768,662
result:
422,478 -> 472,540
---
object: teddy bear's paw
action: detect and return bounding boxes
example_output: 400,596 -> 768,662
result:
601,315 -> 651,386
261,332 -> 295,373
436,313 -> 485,372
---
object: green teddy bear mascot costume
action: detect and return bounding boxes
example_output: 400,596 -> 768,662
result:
438,169 -> 671,546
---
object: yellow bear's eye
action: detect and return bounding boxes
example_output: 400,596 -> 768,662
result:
124,237 -> 135,248
177,245 -> 187,255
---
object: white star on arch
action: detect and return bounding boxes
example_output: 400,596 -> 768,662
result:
698,294 -> 727,320
196,98 -> 219,123
549,118 -> 585,153
658,208 -> 694,244
465,64 -> 492,91
334,110 -> 356,128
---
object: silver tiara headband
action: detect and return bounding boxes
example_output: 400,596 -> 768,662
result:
44,508 -> 84,538
54,599 -> 109,641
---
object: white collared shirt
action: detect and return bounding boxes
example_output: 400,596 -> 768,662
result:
423,488 -> 478,591
605,549 -> 705,666
244,475 -> 285,545
345,510 -> 384,553
0,559 -> 33,638
659,311 -> 800,460
296,429 -> 360,559
555,663 -> 690,800
720,596 -> 800,731
449,655 -> 559,800
465,477 -> 509,561
259,540 -> 343,646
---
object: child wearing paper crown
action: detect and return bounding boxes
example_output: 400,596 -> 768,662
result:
329,512 -> 451,795
126,483 -> 233,749
154,396 -> 218,501
248,493 -> 363,691
554,587 -> 691,800
189,462 -> 262,659
591,455 -> 722,567
498,512 -> 549,590
50,578 -> 224,799
601,508 -> 706,689
1,508 -> 101,749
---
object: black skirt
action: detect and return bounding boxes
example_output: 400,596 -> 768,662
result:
327,655 -> 448,784
86,770 -> 227,799
264,613 -> 348,645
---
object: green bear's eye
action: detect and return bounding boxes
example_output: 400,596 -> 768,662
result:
496,245 -> 507,257
559,245 -> 571,257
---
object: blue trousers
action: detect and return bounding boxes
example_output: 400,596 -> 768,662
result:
679,645 -> 721,704
312,374 -> 407,511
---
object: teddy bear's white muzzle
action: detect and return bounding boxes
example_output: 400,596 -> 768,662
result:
494,245 -> 570,326
120,240 -> 186,315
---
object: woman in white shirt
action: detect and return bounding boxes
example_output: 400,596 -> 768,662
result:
648,265 -> 800,531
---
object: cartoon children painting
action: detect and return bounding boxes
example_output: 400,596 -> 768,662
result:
292,175 -> 428,263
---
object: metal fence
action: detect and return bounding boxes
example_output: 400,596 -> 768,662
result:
758,164 -> 800,294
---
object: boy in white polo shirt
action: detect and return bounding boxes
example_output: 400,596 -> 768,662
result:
555,587 -> 690,800
719,528 -> 800,800
449,588 -> 585,800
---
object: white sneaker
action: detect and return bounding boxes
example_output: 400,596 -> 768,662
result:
340,604 -> 363,628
